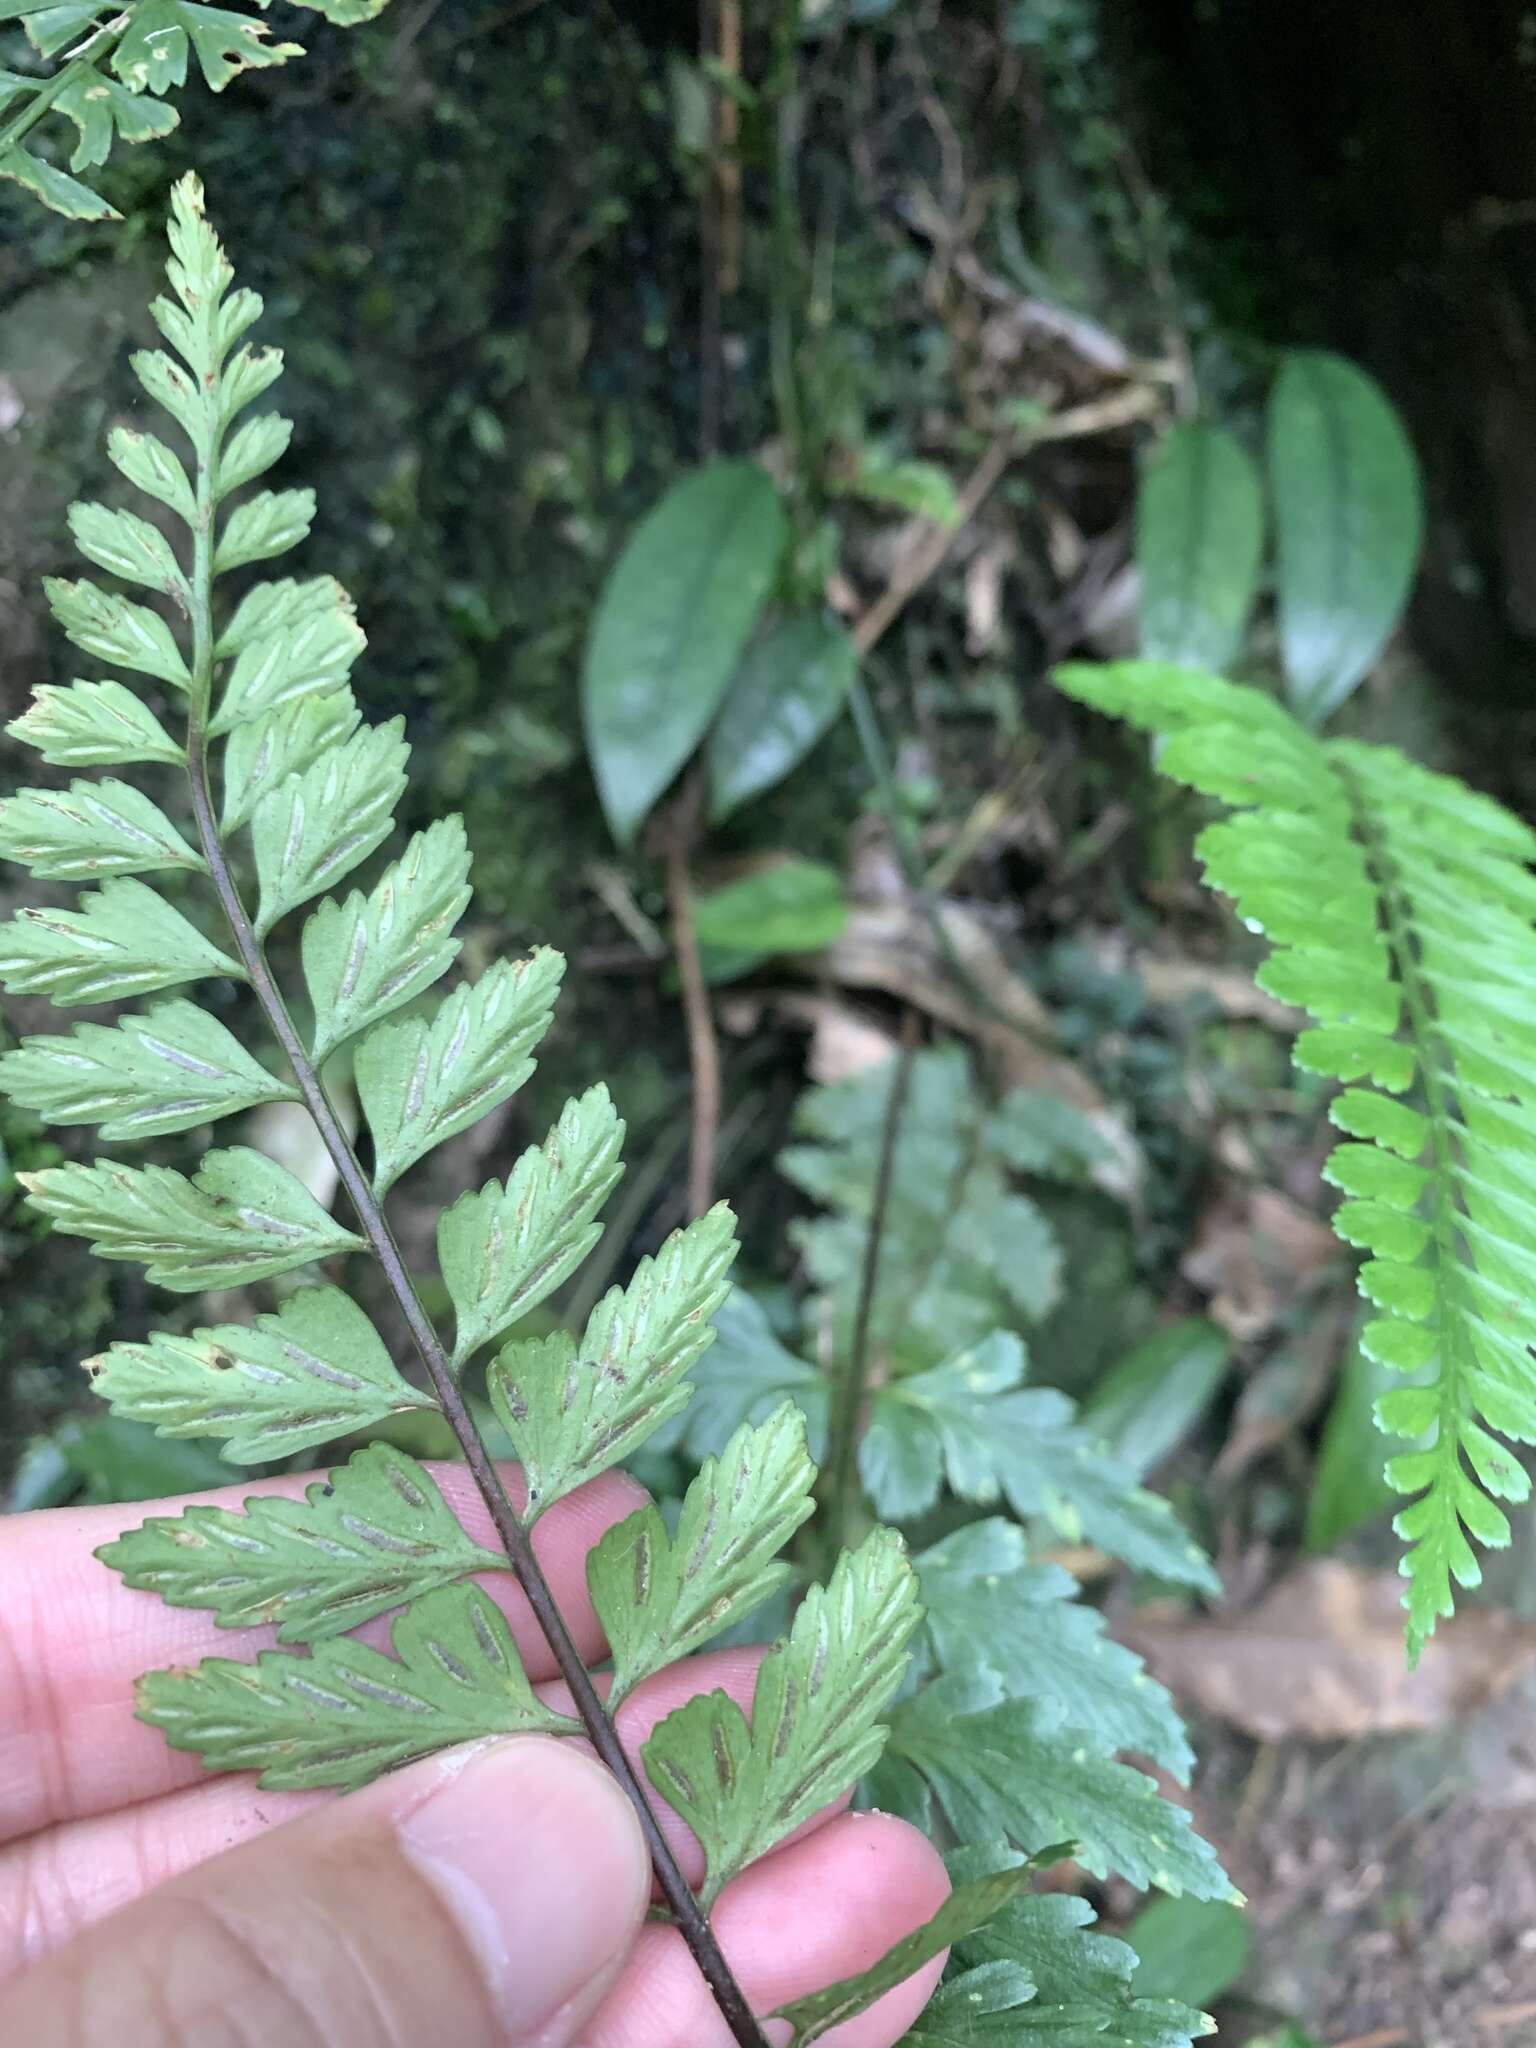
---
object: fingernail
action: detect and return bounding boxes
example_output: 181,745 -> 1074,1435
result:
400,1738 -> 649,2039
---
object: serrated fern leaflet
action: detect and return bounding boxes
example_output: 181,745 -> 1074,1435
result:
0,1 -> 391,223
1056,657 -> 1536,1656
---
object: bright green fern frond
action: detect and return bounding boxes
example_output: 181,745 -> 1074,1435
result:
1057,657 -> 1536,1655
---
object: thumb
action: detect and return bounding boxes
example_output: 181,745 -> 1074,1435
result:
2,1737 -> 651,2048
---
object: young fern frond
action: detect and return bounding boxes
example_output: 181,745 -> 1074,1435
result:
1055,658 -> 1536,1657
0,176 -> 929,2048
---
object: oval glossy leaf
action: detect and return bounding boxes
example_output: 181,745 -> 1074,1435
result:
691,858 -> 848,957
1081,1319 -> 1230,1481
1304,1331 -> 1405,1553
707,612 -> 858,821
1137,424 -> 1263,673
1125,1896 -> 1251,2008
582,460 -> 785,844
1269,351 -> 1423,726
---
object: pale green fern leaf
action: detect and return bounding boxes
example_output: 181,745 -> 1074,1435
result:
88,1286 -> 434,1463
0,1000 -> 295,1140
221,687 -> 364,832
249,716 -> 409,935
44,576 -> 191,687
302,818 -> 473,1060
589,1405 -> 817,1702
0,777 -> 202,881
439,1084 -> 625,1367
356,948 -> 565,1195
135,1584 -> 571,1792
6,680 -> 184,769
490,1203 -> 739,1516
19,1147 -> 364,1289
99,1444 -> 502,1643
643,1528 -> 921,1907
0,880 -> 239,1005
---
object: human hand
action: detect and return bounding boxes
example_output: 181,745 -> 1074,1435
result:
0,1461 -> 948,2047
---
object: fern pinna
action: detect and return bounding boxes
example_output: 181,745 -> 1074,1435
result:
1055,658 -> 1536,1658
0,182 -> 1235,2047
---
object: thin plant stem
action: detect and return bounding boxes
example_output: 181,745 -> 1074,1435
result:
767,0 -> 805,494
667,802 -> 722,1220
180,415 -> 767,2048
819,1007 -> 918,1558
698,0 -> 724,457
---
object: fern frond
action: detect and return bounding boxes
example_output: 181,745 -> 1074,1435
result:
1057,658 -> 1536,1654
0,2 -> 392,223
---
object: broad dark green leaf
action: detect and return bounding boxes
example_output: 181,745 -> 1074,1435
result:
589,1406 -> 815,1701
357,949 -> 564,1195
691,859 -> 848,958
1269,351 -> 1423,725
100,1444 -> 501,1643
643,1528 -> 920,1905
0,878 -> 240,1006
582,459 -> 785,843
1123,1897 -> 1251,2009
6,680 -> 183,769
135,1585 -> 572,1792
302,818 -> 472,1060
439,1084 -> 625,1366
491,1204 -> 739,1515
88,1285 -> 435,1462
21,1145 -> 364,1290
1136,424 -> 1263,674
0,999 -> 294,1140
707,612 -> 858,820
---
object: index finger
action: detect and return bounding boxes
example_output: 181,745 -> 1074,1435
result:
0,1458 -> 644,1845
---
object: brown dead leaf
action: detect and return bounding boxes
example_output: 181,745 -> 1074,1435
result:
1181,1181 -> 1339,1340
1124,1560 -> 1536,1742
